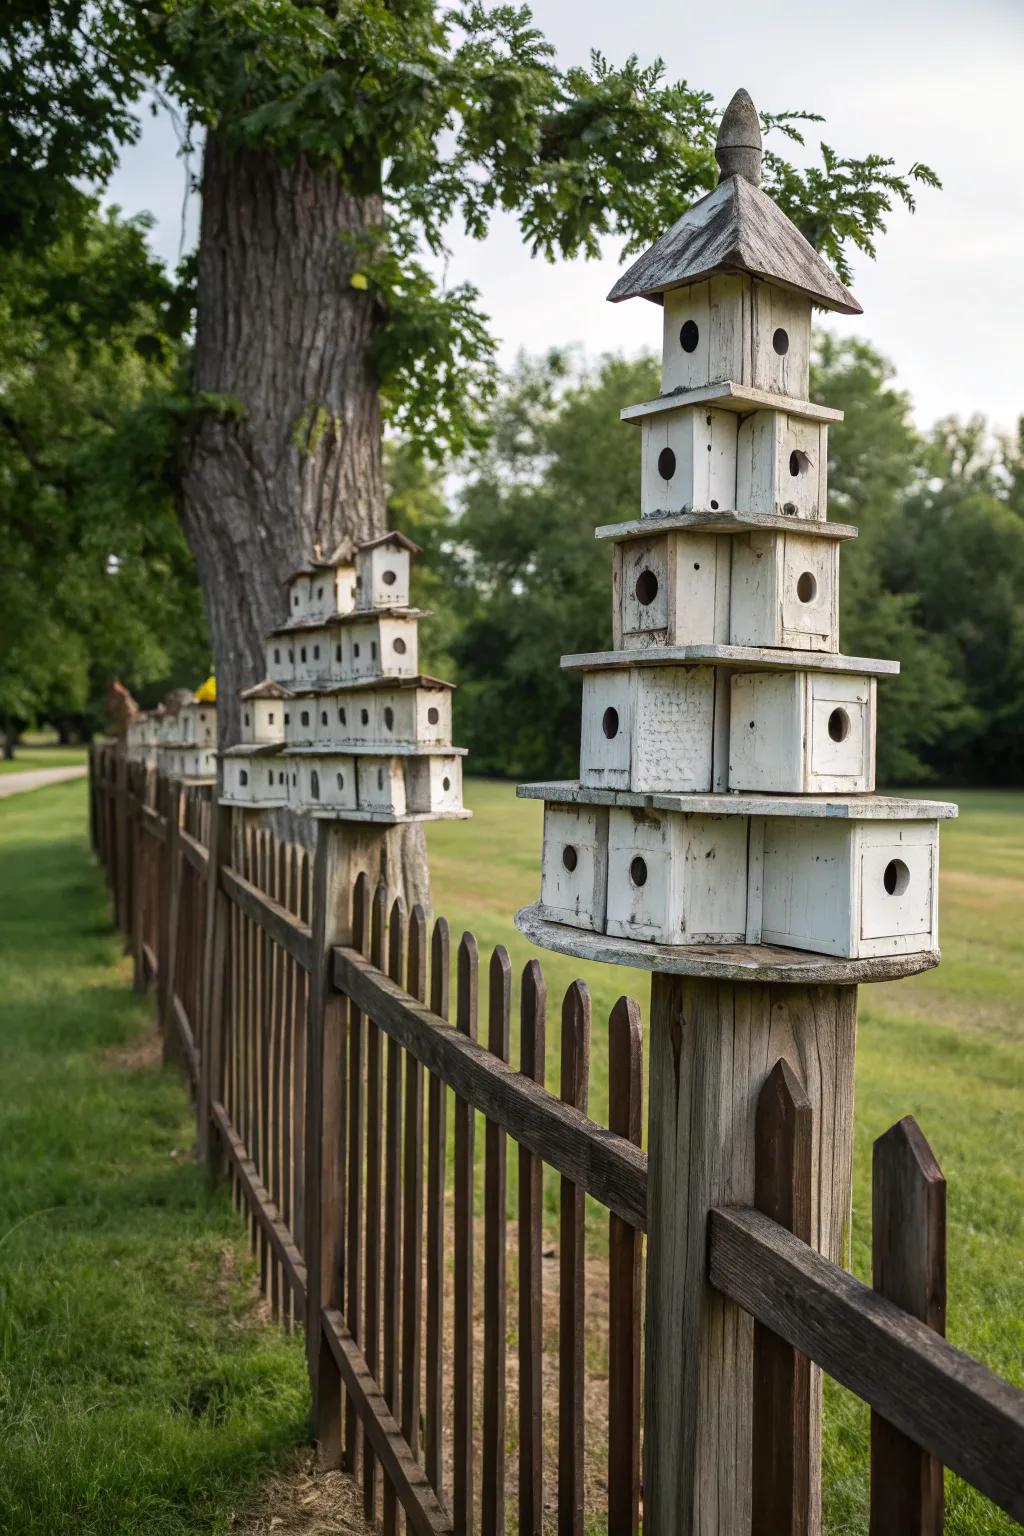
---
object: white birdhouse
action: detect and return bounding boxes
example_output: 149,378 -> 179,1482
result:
614,530 -> 730,648
238,681 -> 291,745
286,693 -> 317,748
265,635 -> 295,686
729,672 -> 876,793
539,804 -> 609,931
580,666 -> 715,793
357,756 -> 407,816
295,754 -> 357,814
221,747 -> 288,807
659,276 -> 813,401
355,532 -> 420,612
604,808 -> 750,945
736,410 -> 828,521
405,754 -> 463,815
344,614 -> 420,681
373,679 -> 453,747
640,405 -> 738,517
729,530 -> 838,651
758,819 -> 938,959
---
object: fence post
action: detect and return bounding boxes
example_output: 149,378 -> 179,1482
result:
304,824 -> 405,1465
129,764 -> 148,992
160,779 -> 185,1066
644,976 -> 857,1535
199,800 -> 234,1173
114,750 -> 131,943
870,1117 -> 946,1534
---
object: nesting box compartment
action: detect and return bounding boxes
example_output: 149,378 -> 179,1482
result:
346,615 -> 419,681
286,695 -> 316,748
580,667 -> 715,793
616,532 -> 730,648
729,672 -> 876,792
221,756 -> 252,805
355,534 -> 415,611
357,756 -> 407,816
736,411 -> 828,522
641,406 -> 737,517
539,804 -> 609,932
729,530 -> 838,651
265,636 -> 295,686
289,627 -> 332,685
759,819 -> 938,959
605,807 -> 750,944
296,754 -> 357,813
405,755 -> 463,815
661,277 -> 812,399
307,561 -> 356,622
239,687 -> 290,746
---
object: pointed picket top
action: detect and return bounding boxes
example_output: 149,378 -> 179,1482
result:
606,89 -> 861,314
715,87 -> 762,186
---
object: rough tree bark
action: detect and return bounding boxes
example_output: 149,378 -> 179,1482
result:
183,132 -> 430,906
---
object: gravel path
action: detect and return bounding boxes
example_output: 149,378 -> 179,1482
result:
0,765 -> 88,799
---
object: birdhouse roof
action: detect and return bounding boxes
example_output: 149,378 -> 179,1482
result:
238,678 -> 293,701
607,88 -> 861,314
357,531 -> 422,557
283,538 -> 358,584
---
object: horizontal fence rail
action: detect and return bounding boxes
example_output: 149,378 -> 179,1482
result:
87,744 -> 1024,1534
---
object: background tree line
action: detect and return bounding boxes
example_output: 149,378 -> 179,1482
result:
2,197 -> 1021,786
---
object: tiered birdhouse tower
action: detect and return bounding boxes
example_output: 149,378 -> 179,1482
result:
220,533 -> 469,824
513,89 -> 957,1535
517,90 -> 955,967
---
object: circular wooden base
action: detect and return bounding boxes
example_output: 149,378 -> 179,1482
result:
514,902 -> 940,985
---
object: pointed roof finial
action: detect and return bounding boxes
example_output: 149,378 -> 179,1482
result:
716,88 -> 762,187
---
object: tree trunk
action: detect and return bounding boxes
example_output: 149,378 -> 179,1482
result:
184,133 -> 430,907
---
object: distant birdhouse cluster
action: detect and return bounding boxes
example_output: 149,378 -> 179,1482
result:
221,533 -> 469,824
124,686 -> 218,781
519,90 -> 955,964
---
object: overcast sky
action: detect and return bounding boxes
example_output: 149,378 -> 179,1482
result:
106,0 -> 1024,433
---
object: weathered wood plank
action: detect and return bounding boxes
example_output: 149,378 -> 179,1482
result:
363,882 -> 388,1522
559,981 -> 590,1536
453,932 -> 478,1536
333,946 -> 646,1231
382,899 -> 406,1535
179,823 -> 209,874
425,917 -> 450,1496
870,1118 -> 946,1535
482,946 -> 511,1533
322,1309 -> 454,1536
221,863 -> 314,970
607,996 -> 643,1536
519,959 -> 547,1536
752,1059 -> 813,1536
708,1208 -> 1024,1521
211,1100 -> 307,1303
344,872 -> 371,1471
401,905 -> 427,1465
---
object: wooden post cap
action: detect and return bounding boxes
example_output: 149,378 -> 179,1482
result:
716,88 -> 762,187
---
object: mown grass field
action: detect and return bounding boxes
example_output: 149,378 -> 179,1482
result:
0,742 -> 88,775
428,780 -> 1024,1535
0,775 -> 1018,1533
0,781 -> 308,1536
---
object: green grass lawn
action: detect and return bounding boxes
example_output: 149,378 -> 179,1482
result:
0,777 -> 1018,1534
428,780 -> 1024,1535
0,781 -> 308,1536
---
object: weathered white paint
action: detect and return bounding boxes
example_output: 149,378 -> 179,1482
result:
347,616 -> 420,681
750,284 -> 812,397
294,753 -> 357,813
306,562 -> 357,622
538,802 -> 610,931
265,635 -> 296,685
736,412 -> 829,521
729,672 -> 875,793
355,539 -> 412,611
405,754 -> 463,815
760,818 -> 939,958
580,667 -> 716,793
356,756 -> 407,816
641,406 -> 738,517
285,695 -> 317,748
619,531 -> 731,649
561,642 -> 896,677
660,276 -> 811,402
240,695 -> 289,746
517,779 -> 957,821
729,531 -> 839,652
604,807 -> 749,944
286,572 -> 312,622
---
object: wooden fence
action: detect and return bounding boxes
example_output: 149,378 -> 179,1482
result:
88,743 -> 1024,1533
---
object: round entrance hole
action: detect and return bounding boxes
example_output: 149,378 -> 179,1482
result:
382,568 -> 397,586
394,637 -> 407,654
789,450 -> 811,477
635,569 -> 659,606
657,447 -> 677,480
772,327 -> 790,355
427,706 -> 440,725
679,319 -> 700,353
562,845 -> 578,873
883,858 -> 910,897
442,776 -> 451,792
828,708 -> 850,743
796,570 -> 818,604
602,706 -> 619,739
629,856 -> 648,888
